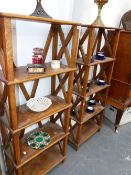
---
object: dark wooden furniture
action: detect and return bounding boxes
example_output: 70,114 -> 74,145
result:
106,30 -> 131,131
0,13 -> 80,175
69,26 -> 120,150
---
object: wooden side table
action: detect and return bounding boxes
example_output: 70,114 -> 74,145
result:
107,97 -> 131,131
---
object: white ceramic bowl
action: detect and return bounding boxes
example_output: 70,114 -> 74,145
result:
26,97 -> 52,112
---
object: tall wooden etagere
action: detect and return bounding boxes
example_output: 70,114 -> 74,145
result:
0,13 -> 80,175
69,25 -> 120,150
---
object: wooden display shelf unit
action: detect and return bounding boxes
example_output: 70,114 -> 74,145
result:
69,26 -> 120,150
0,13 -> 80,175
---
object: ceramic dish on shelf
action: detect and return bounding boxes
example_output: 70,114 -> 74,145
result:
88,99 -> 96,106
86,106 -> 94,113
26,97 -> 52,112
95,51 -> 105,60
97,79 -> 106,86
27,131 -> 51,149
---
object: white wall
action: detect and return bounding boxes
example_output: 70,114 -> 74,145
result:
0,0 -> 74,20
72,0 -> 131,27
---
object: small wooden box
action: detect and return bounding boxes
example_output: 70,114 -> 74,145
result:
27,64 -> 46,73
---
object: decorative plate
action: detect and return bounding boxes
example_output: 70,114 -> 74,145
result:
26,97 -> 52,112
27,131 -> 51,149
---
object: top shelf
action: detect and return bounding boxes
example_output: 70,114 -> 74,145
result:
0,12 -> 121,29
0,62 -> 75,85
0,12 -> 81,26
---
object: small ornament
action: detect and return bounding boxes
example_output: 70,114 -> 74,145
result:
32,47 -> 43,64
30,0 -> 52,18
88,99 -> 96,106
92,0 -> 108,26
97,79 -> 106,86
86,106 -> 95,113
23,151 -> 27,155
96,51 -> 105,60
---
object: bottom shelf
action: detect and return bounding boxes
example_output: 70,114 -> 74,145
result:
69,120 -> 100,149
23,146 -> 65,175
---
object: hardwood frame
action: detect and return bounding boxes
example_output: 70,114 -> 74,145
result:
0,13 -> 79,175
69,26 -> 120,150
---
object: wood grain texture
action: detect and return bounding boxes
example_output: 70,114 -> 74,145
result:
0,63 -> 75,85
15,96 -> 72,133
1,17 -> 14,81
0,15 -> 79,174
22,146 -> 65,175
19,123 -> 67,168
69,120 -> 100,149
70,26 -> 120,149
0,13 -> 121,29
71,104 -> 104,124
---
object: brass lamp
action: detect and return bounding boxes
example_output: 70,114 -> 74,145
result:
92,0 -> 108,26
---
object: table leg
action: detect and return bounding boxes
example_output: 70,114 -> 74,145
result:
114,109 -> 123,132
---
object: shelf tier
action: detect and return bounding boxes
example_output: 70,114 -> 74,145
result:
71,104 -> 104,124
76,57 -> 115,66
0,13 -> 121,29
15,122 -> 67,168
0,63 -> 75,85
22,146 -> 65,175
12,96 -> 72,133
73,83 -> 110,98
69,120 -> 100,148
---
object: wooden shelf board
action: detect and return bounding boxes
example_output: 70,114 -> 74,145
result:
89,57 -> 115,66
0,13 -> 120,29
79,121 -> 100,145
14,96 -> 71,133
87,84 -> 110,96
0,12 -> 81,26
22,146 -> 65,175
69,120 -> 100,147
73,84 -> 110,97
71,104 -> 104,124
76,57 -> 115,66
19,122 -> 66,168
0,63 -> 75,85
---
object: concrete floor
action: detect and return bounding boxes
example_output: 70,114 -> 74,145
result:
49,119 -> 131,175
